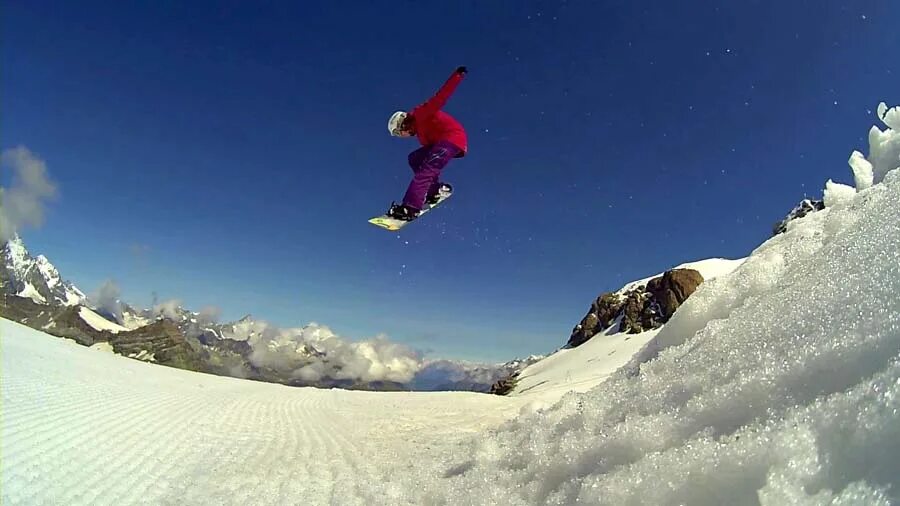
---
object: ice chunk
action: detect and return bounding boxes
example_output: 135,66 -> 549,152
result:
869,103 -> 900,184
877,101 -> 899,130
823,179 -> 856,208
848,150 -> 874,190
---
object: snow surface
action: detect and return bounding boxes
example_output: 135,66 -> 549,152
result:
412,129 -> 900,505
127,349 -> 156,362
511,327 -> 661,402
16,282 -> 46,304
78,306 -> 130,333
88,341 -> 115,353
120,310 -> 151,330
1,318 -> 531,505
35,255 -> 60,289
3,235 -> 31,274
2,106 -> 899,505
509,258 -> 744,400
615,257 -> 744,295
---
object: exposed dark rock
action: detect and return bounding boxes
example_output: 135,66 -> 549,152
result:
0,294 -> 113,345
0,292 -> 56,325
568,292 -> 623,347
646,269 -> 705,320
619,289 -> 651,334
52,306 -> 116,345
569,268 -> 706,345
490,372 -> 520,395
773,199 -> 824,236
110,320 -> 205,372
195,329 -> 252,357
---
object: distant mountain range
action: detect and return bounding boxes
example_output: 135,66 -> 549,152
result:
0,190 -> 819,394
0,235 -> 541,392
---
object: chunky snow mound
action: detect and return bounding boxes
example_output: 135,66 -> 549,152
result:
510,258 -> 744,400
410,113 -> 900,504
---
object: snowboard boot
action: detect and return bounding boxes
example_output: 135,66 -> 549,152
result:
387,202 -> 419,221
425,183 -> 453,206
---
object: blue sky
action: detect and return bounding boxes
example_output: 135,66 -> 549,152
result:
3,1 -> 897,361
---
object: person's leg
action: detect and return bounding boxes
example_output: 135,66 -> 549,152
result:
402,142 -> 458,211
407,145 -> 430,173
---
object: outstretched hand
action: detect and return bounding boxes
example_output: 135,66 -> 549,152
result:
455,66 -> 468,75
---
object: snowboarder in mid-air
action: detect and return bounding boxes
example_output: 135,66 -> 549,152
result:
382,66 -> 469,223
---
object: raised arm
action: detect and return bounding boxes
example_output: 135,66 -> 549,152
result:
411,67 -> 467,120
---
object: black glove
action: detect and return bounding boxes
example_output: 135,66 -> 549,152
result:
455,66 -> 468,75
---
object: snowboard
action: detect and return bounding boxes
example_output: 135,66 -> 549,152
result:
368,189 -> 453,231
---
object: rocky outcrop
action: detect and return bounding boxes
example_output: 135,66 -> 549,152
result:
647,269 -> 704,320
51,305 -> 116,345
619,288 -> 656,334
195,329 -> 252,357
569,292 -> 623,347
1,292 -> 205,372
490,372 -> 520,395
110,320 -> 205,372
773,199 -> 824,236
568,268 -> 705,347
0,294 -> 112,345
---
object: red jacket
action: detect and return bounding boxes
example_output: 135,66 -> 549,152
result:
410,72 -> 467,156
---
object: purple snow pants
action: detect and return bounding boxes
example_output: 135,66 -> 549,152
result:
402,140 -> 462,211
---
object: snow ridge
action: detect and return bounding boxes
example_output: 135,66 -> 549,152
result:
405,104 -> 900,504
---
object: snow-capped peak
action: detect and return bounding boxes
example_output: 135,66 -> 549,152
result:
1,235 -> 86,306
35,255 -> 61,289
3,235 -> 30,275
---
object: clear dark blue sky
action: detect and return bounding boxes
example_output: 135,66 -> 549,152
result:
3,1 -> 897,361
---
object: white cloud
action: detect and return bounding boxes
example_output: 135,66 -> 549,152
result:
224,318 -> 424,385
198,306 -> 221,325
92,280 -> 124,323
152,299 -> 182,320
0,146 -> 58,242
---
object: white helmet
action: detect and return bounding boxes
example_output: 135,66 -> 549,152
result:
388,111 -> 408,137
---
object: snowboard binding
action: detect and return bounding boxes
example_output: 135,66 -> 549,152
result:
386,202 -> 419,221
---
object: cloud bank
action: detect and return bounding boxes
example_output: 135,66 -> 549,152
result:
222,319 -> 424,385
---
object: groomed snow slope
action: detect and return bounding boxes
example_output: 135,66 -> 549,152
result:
1,318 -> 533,505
